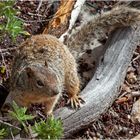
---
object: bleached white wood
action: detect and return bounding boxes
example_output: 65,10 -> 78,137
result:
59,0 -> 86,42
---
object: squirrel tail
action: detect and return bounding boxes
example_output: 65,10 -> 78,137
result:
66,6 -> 140,59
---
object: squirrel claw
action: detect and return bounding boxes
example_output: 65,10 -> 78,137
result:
67,95 -> 84,109
78,96 -> 85,104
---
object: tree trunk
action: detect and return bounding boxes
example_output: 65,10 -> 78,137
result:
54,27 -> 140,138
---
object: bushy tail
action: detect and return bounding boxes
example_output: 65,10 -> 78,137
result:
66,6 -> 140,59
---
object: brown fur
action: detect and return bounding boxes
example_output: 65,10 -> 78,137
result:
10,35 -> 80,115
9,6 -> 140,115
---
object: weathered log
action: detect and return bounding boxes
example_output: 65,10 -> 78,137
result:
54,27 -> 140,138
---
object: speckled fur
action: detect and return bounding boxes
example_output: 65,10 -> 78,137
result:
67,6 -> 140,58
10,6 -> 140,115
10,35 -> 80,115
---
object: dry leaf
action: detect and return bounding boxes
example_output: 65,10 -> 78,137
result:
115,96 -> 129,104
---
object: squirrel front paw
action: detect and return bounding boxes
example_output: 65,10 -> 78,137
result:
67,95 -> 85,109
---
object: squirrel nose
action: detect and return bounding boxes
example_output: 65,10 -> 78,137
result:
48,89 -> 59,96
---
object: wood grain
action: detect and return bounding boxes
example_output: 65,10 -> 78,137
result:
54,27 -> 140,138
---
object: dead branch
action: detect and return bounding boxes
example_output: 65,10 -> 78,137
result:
59,0 -> 86,42
43,0 -> 75,37
54,27 -> 140,138
36,0 -> 43,12
42,0 -> 86,41
0,119 -> 21,130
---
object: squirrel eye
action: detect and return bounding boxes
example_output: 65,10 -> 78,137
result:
36,80 -> 44,88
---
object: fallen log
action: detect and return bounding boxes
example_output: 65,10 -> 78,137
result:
54,27 -> 140,138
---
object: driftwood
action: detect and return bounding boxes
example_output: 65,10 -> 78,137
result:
54,27 -> 140,138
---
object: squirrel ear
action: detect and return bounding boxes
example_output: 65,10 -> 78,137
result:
25,67 -> 34,78
45,60 -> 48,67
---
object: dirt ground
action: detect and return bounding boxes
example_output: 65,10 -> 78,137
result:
0,1 -> 140,139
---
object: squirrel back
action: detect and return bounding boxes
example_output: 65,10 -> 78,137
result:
66,6 -> 140,58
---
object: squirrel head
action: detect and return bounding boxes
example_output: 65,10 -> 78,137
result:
16,62 -> 61,97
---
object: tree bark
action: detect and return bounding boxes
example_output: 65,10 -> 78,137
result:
43,0 -> 75,38
54,27 -> 140,138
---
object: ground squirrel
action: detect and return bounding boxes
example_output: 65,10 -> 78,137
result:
7,6 -> 140,115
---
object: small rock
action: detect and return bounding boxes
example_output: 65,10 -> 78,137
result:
127,115 -> 131,119
131,99 -> 140,123
126,72 -> 137,84
129,131 -> 133,134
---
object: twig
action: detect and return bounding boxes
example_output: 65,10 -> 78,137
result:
0,52 -> 11,57
0,119 -> 21,131
10,127 -> 14,140
124,80 -> 131,87
0,47 -> 9,79
117,91 -> 128,98
133,51 -> 139,56
132,54 -> 140,62
27,12 -> 45,17
36,0 -> 43,12
0,47 -> 19,53
16,7 -> 75,24
36,111 -> 46,120
131,91 -> 140,97
28,124 -> 37,139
